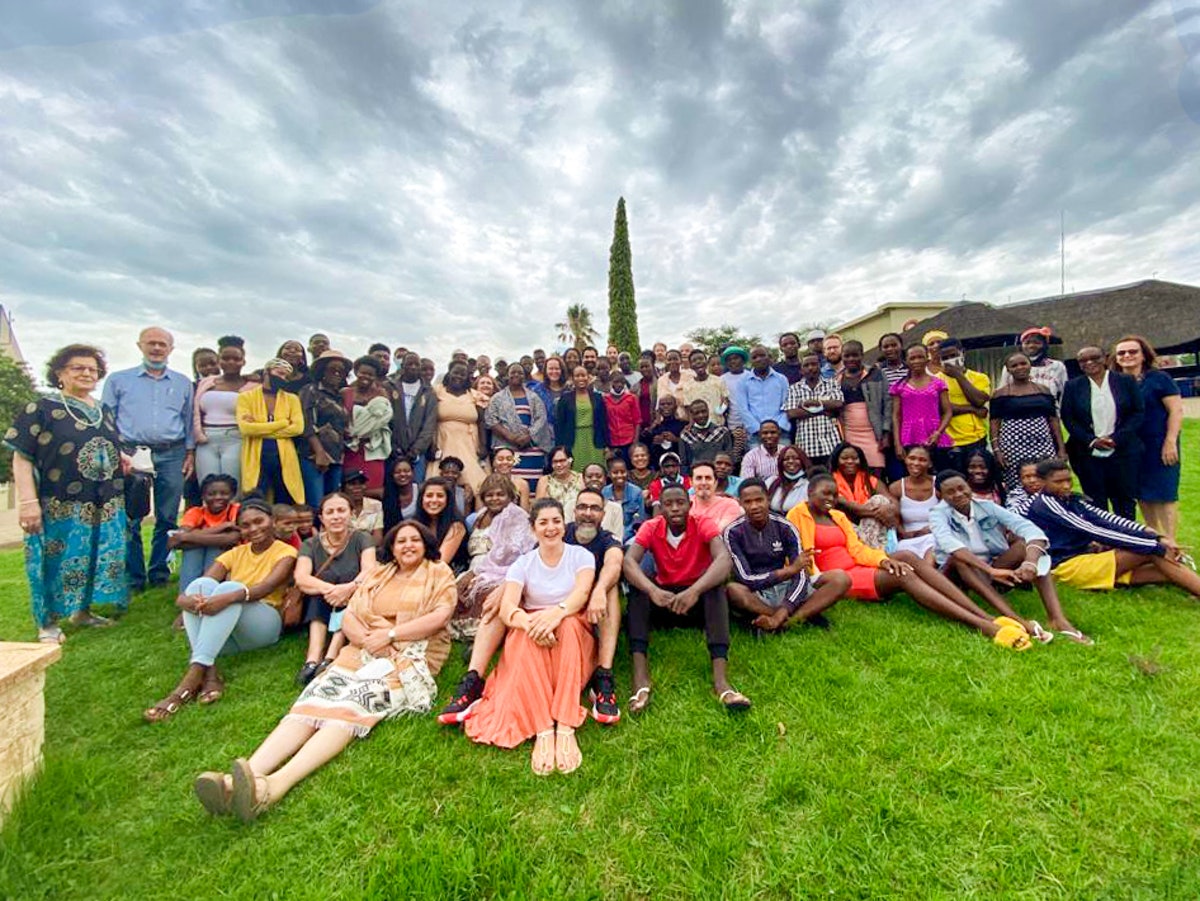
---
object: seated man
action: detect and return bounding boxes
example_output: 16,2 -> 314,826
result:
622,485 -> 750,713
680,399 -> 733,470
581,463 -> 626,538
1027,459 -> 1200,598
930,470 -> 1089,644
644,451 -> 691,515
688,461 -> 743,531
723,478 -> 851,632
564,489 -> 625,725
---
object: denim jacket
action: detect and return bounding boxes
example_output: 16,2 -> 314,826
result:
930,499 -> 1046,566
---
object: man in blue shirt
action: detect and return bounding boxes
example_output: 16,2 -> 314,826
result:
733,345 -> 790,449
102,326 -> 195,591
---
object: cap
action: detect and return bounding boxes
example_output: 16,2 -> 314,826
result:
341,469 -> 368,485
720,345 -> 749,363
1019,326 -> 1053,342
805,329 -> 826,342
660,452 -> 681,464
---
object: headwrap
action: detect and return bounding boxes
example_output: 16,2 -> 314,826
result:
264,358 -> 294,376
922,329 -> 948,346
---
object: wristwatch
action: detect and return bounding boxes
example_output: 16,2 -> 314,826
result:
387,628 -> 396,642
556,602 -> 568,612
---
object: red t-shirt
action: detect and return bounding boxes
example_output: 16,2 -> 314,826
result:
633,514 -> 719,586
180,503 -> 240,530
645,476 -> 692,505
603,391 -> 642,447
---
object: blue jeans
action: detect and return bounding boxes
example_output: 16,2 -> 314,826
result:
181,577 -> 281,666
194,426 -> 242,490
300,457 -> 344,509
178,546 -> 223,589
127,444 -> 186,587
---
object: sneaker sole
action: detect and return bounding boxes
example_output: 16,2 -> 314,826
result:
588,691 -> 621,725
436,698 -> 479,726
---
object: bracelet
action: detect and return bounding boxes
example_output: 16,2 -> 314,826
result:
243,586 -> 251,602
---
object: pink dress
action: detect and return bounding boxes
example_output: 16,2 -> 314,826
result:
889,377 -> 952,448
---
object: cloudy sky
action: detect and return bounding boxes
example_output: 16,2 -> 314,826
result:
2,0 -> 1198,378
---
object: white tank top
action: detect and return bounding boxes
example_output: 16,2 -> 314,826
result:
899,478 -> 937,532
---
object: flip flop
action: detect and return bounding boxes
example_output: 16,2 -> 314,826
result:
1028,620 -> 1055,644
628,686 -> 651,715
1058,629 -> 1094,646
718,688 -> 752,711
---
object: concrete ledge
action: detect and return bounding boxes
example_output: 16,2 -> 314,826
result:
0,642 -> 61,822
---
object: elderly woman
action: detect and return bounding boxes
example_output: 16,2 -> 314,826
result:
193,520 -> 456,821
464,499 -> 597,775
342,356 -> 393,499
7,344 -> 128,643
1111,335 -> 1183,540
237,358 -> 306,504
485,363 -> 553,492
298,349 -> 351,508
145,497 -> 297,722
535,446 -> 585,519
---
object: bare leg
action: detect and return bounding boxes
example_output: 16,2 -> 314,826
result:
247,719 -> 318,776
790,571 -> 852,626
596,586 -> 621,669
726,583 -> 776,618
325,630 -> 347,660
950,554 -> 1034,632
631,651 -> 651,696
466,610 -> 508,676
305,621 -> 328,664
263,726 -> 355,799
1162,502 -> 1179,544
893,550 -> 994,620
711,656 -> 732,695
1115,550 -> 1200,596
1032,575 -> 1081,634
876,569 -> 997,635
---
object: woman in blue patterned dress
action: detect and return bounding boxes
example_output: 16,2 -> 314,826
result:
484,363 -> 552,492
8,345 -> 128,643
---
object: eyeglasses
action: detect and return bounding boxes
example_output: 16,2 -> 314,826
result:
1114,349 -> 1141,357
575,503 -> 603,513
1077,354 -> 1104,364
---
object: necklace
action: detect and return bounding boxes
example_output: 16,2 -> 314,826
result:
56,391 -> 102,427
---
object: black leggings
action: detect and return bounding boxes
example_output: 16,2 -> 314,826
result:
626,583 -> 730,659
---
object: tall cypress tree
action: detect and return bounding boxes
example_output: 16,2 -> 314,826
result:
607,197 -> 640,355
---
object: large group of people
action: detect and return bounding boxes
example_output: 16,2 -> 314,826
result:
7,321 -> 1195,819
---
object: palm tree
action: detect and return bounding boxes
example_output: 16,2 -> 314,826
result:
555,303 -> 601,350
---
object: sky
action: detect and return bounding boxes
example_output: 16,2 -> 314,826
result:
2,0 -> 1198,380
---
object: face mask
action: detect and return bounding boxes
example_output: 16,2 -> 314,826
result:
574,523 -> 598,543
143,358 -> 167,371
783,469 -> 805,482
611,384 -> 625,396
942,356 -> 964,369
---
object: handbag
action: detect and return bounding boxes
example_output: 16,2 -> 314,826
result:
280,536 -> 352,630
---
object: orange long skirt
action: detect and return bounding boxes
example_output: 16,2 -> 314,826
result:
465,614 -> 595,748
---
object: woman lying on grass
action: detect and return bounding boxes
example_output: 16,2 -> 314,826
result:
463,498 -> 597,775
788,473 -> 1034,650
145,497 -> 297,722
194,521 -> 456,821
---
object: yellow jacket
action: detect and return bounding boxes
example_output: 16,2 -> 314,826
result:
787,502 -> 887,574
237,387 -> 305,503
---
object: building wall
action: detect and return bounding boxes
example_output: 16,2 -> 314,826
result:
836,303 -> 952,350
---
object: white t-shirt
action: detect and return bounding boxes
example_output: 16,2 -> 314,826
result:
505,544 -> 594,610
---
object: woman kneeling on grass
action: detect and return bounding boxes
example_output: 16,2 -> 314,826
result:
788,473 -> 1034,650
463,498 -> 597,775
194,520 -> 456,821
145,497 -> 298,722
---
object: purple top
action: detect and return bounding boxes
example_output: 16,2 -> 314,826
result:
889,377 -> 952,447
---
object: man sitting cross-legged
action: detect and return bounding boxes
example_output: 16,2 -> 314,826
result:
930,469 -> 1090,645
622,484 -> 751,714
564,488 -> 625,725
1027,459 -> 1200,599
722,478 -> 851,633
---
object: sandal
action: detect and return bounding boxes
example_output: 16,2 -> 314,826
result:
37,625 -> 65,644
194,771 -> 232,816
628,686 -> 651,715
70,612 -> 113,628
198,672 -> 225,705
718,688 -> 752,711
143,687 -> 195,723
231,758 -> 272,822
1028,621 -> 1055,644
531,731 -> 556,777
1058,628 -> 1094,646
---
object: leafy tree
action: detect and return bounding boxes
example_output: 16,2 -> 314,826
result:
0,353 -> 38,481
555,303 -> 601,351
606,197 -> 640,355
685,325 -> 778,361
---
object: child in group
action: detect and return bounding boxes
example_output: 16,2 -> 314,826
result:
291,504 -> 316,541
437,456 -> 476,518
273,504 -> 302,549
169,474 -> 242,588
1005,460 -> 1043,516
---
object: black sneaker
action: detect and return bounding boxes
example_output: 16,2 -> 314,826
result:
804,613 -> 832,630
295,661 -> 320,687
437,670 -> 484,725
589,667 -> 621,725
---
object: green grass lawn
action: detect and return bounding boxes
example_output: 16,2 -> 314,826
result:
2,425 -> 1200,899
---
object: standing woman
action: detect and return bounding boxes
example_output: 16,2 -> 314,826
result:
889,344 -> 952,467
415,477 -> 469,575
553,366 -> 609,474
237,358 -> 306,505
1112,335 -> 1183,539
298,349 -> 351,509
8,345 -> 128,643
876,333 -> 909,387
542,356 -> 570,409
485,363 -> 552,492
989,352 -> 1065,492
274,341 -> 311,393
837,340 -> 890,473
341,356 -> 393,500
464,498 -> 597,775
888,445 -> 939,562
563,347 -> 583,375
434,361 -> 489,492
194,336 -> 252,487
535,446 -> 585,518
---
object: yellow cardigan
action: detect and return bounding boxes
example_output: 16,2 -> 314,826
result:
787,502 -> 888,574
237,387 -> 306,503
